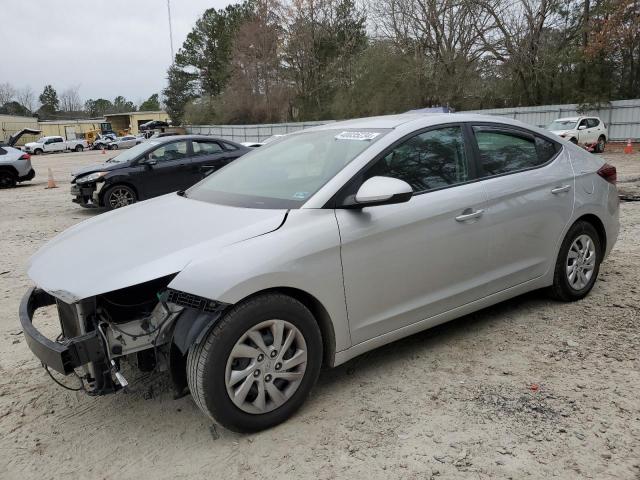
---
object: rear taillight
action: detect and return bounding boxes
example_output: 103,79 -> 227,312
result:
19,153 -> 30,161
597,163 -> 616,184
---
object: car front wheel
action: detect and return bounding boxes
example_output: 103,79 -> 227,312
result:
549,220 -> 602,301
187,293 -> 322,432
103,184 -> 137,210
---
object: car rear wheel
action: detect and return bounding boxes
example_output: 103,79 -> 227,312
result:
186,293 -> 322,432
549,221 -> 601,301
0,170 -> 17,188
595,136 -> 606,153
103,184 -> 137,210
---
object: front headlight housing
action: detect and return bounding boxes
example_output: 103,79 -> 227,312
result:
76,171 -> 108,184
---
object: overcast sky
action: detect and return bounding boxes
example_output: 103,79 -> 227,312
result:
0,0 -> 233,105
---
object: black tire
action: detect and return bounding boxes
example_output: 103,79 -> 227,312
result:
569,138 -> 578,145
595,135 -> 606,153
0,170 -> 17,188
34,148 -> 43,155
75,145 -> 83,152
110,144 -> 118,150
186,293 -> 323,432
549,220 -> 602,302
102,184 -> 137,210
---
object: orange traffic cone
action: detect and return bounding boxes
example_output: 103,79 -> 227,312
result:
45,168 -> 58,189
624,139 -> 633,154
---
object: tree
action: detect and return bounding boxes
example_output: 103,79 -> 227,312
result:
85,98 -> 114,117
113,96 -> 136,113
163,65 -> 199,124
16,86 -> 36,113
60,85 -> 82,112
0,83 -> 17,106
175,2 -> 253,97
0,101 -> 30,116
39,85 -> 59,115
139,93 -> 161,111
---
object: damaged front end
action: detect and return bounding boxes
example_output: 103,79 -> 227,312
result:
19,276 -> 228,395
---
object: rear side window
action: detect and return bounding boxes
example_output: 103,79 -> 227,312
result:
363,126 -> 469,193
535,136 -> 558,164
192,141 -> 223,156
473,128 -> 551,176
222,141 -> 238,151
587,118 -> 600,128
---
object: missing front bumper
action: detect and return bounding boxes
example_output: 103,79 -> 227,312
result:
19,287 -> 106,375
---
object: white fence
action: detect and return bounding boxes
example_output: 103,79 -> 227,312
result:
186,98 -> 640,142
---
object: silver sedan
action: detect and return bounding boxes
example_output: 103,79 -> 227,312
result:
109,135 -> 141,149
21,113 -> 619,432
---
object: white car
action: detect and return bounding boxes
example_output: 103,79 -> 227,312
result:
109,135 -> 142,150
0,146 -> 35,188
24,136 -> 88,155
20,113 -> 619,432
547,117 -> 608,152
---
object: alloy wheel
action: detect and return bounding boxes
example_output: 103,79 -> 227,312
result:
566,234 -> 596,290
108,187 -> 135,208
225,319 -> 307,414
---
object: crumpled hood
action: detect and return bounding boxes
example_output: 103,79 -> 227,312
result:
28,194 -> 287,302
72,160 -> 128,178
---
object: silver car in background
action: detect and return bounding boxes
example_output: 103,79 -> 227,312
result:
109,135 -> 142,150
20,113 -> 619,432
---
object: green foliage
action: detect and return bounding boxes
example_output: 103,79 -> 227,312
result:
112,96 -> 136,113
163,65 -> 199,125
0,101 -> 31,116
139,94 -> 161,111
84,98 -> 114,117
165,0 -> 640,124
38,85 -> 58,114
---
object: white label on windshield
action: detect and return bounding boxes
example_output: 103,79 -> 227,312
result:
335,131 -> 380,141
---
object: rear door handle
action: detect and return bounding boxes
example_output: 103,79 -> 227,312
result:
551,185 -> 571,194
455,209 -> 485,222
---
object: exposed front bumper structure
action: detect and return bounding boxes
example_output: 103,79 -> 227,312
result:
19,287 -> 106,375
71,183 -> 101,208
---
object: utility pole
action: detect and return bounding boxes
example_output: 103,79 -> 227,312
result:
167,0 -> 174,63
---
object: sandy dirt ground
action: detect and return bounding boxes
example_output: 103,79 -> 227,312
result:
0,148 -> 638,480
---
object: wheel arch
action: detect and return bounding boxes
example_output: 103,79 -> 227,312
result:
575,213 -> 607,255
239,287 -> 337,367
0,165 -> 19,177
99,181 -> 139,206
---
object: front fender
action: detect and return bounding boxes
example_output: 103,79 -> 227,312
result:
168,209 -> 351,352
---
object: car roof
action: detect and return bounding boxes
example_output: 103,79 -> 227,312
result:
555,117 -> 580,122
150,134 -> 243,145
305,112 -> 548,133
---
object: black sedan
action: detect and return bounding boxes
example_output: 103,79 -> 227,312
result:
71,135 -> 250,210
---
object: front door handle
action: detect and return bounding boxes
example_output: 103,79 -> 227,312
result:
551,185 -> 571,194
455,208 -> 485,222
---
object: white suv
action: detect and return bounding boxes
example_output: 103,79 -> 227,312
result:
547,116 -> 608,152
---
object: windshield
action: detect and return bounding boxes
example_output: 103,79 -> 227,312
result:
548,120 -> 577,131
36,137 -> 47,143
106,140 -> 159,163
187,129 -> 389,208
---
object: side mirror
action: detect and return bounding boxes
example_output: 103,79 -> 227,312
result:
145,157 -> 157,166
349,176 -> 413,208
578,125 -> 587,130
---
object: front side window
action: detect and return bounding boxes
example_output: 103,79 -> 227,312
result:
363,126 -> 469,192
474,128 -> 547,176
193,141 -> 223,156
149,141 -> 188,162
187,129 -> 389,208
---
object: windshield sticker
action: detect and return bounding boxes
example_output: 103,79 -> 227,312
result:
335,131 -> 380,141
292,192 -> 309,200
